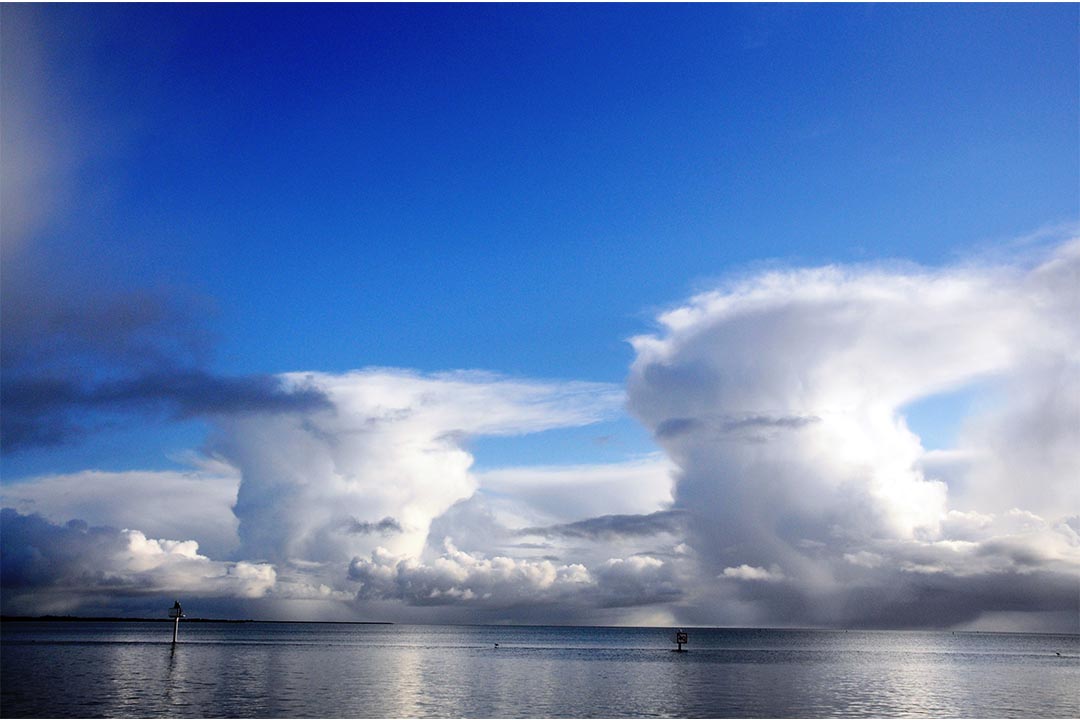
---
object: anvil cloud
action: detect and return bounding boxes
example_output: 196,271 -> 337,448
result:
627,239 -> 1080,629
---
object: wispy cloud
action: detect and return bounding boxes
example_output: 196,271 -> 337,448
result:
655,414 -> 820,440
1,224 -> 330,453
518,509 -> 687,540
342,516 -> 403,536
2,370 -> 331,451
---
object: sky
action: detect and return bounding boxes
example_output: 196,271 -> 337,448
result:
1,4 -> 1077,631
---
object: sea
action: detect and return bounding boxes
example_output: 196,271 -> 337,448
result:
1,622 -> 1077,718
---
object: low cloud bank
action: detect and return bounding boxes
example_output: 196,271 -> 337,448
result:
348,541 -> 681,610
0,509 -> 275,615
1,464 -> 241,558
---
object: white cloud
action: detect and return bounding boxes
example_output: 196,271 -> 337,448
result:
120,529 -> 274,596
347,540 -> 681,610
4,239 -> 1075,629
842,551 -> 884,569
424,458 -> 680,589
349,541 -> 593,607
592,555 -> 683,607
939,240 -> 1080,519
1,464 -> 241,557
0,369 -> 628,619
628,239 -> 1080,629
214,369 -> 623,566
474,455 -> 675,528
722,564 -> 785,582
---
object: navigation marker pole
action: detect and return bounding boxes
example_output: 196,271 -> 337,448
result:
673,629 -> 688,652
169,600 -> 184,644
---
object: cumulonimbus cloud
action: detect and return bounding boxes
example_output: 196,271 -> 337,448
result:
4,232 -> 1075,628
627,238 -> 1080,629
0,369 -> 660,618
213,369 -> 625,567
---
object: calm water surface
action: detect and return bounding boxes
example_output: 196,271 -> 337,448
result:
2,622 -> 1077,718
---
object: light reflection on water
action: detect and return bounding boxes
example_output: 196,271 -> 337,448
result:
1,623 -> 1077,718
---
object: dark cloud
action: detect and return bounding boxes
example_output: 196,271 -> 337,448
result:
591,557 -> 683,608
654,417 -> 701,438
0,7 -> 315,454
0,509 -> 126,594
1,369 -> 330,452
656,414 -> 820,439
836,571 -> 1080,629
342,516 -> 403,536
510,542 -> 554,550
0,508 -> 275,615
0,263 -> 330,453
3,371 -> 329,418
518,510 -> 687,540
0,404 -> 86,452
0,7 -> 331,452
0,282 -> 213,374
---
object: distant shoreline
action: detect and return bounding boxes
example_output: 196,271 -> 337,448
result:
0,615 -> 392,624
2,617 -> 1075,636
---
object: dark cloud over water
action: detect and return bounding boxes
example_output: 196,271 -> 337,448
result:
0,275 -> 330,453
519,510 -> 687,540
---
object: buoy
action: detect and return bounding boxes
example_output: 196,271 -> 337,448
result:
168,600 -> 184,644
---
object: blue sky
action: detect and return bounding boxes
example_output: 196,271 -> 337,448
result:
1,4 -> 1077,628
5,3 -> 1076,478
